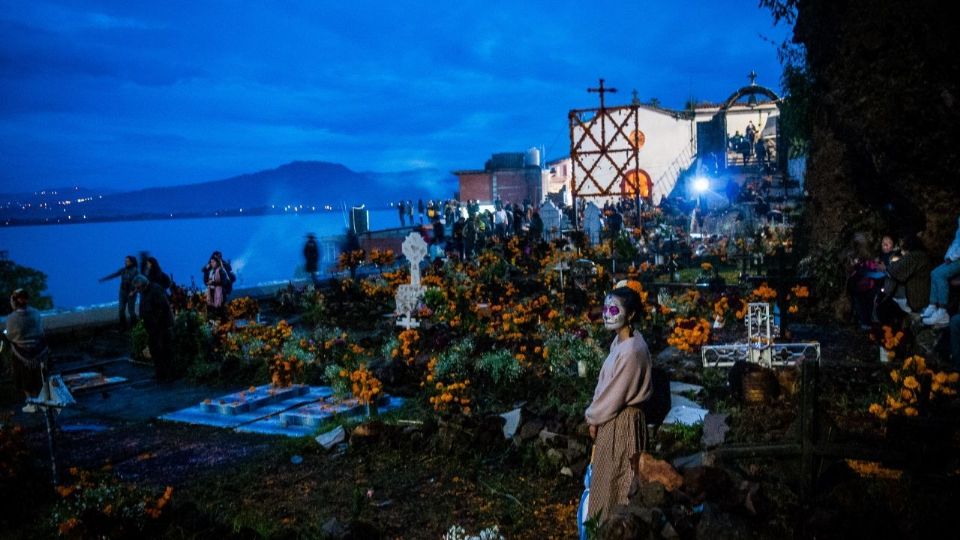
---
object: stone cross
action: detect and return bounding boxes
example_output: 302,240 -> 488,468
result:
582,202 -> 603,245
539,200 -> 561,241
402,232 -> 427,286
395,232 -> 429,329
701,302 -> 820,368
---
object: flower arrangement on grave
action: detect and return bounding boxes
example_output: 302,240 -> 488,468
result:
368,248 -> 395,268
667,317 -> 712,353
50,467 -> 173,536
429,377 -> 472,415
226,296 -> 259,323
358,278 -> 394,305
269,352 -> 304,387
343,364 -> 382,406
749,282 -> 778,303
221,319 -> 295,365
868,355 -> 959,420
713,296 -> 747,328
786,285 -> 810,315
660,289 -> 705,318
381,268 -> 410,290
336,248 -> 366,278
312,327 -> 368,370
871,325 -> 907,362
391,328 -> 420,365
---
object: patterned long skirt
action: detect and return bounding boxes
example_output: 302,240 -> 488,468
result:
588,406 -> 646,523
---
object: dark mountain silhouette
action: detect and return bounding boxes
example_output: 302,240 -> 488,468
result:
2,161 -> 456,223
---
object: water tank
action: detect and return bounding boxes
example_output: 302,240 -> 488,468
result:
524,147 -> 541,168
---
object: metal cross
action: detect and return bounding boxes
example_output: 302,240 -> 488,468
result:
588,78 -> 617,110
631,89 -> 641,106
748,70 -> 758,85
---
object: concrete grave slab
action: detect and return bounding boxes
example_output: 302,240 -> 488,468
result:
160,384 -> 331,429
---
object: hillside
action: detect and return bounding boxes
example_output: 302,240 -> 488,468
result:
1,162 -> 457,223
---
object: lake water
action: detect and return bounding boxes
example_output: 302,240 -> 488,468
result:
0,209 -> 400,309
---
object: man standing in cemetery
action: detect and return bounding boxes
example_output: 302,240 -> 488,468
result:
303,233 -> 320,286
98,255 -> 140,331
133,275 -> 175,382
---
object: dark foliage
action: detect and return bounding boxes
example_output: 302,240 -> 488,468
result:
0,259 -> 53,314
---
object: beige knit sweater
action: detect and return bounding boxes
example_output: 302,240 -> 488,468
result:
584,333 -> 653,426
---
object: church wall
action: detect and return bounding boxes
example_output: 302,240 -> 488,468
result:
632,108 -> 695,203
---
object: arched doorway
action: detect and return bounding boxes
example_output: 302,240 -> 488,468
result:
716,80 -> 783,171
622,169 -> 653,201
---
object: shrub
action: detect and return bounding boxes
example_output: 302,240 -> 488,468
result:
475,349 -> 523,385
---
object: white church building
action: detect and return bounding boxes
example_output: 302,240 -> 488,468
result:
546,75 -> 783,208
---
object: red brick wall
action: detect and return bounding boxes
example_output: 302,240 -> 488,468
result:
459,172 -> 492,202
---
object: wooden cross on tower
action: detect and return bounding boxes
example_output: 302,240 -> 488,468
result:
588,78 -> 617,110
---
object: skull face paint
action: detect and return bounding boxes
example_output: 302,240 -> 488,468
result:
603,294 -> 628,331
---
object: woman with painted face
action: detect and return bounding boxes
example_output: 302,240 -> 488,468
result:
584,282 -> 653,523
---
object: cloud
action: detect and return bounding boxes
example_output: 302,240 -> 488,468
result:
0,0 -> 791,191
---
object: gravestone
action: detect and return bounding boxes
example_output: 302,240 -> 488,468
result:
583,202 -> 602,245
395,232 -> 428,329
702,302 -> 820,368
539,200 -> 562,241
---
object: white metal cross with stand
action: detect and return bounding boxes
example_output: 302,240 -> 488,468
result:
702,302 -> 820,368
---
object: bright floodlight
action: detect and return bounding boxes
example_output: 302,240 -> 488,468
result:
693,176 -> 709,193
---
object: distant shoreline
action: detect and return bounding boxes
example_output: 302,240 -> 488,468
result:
0,205 -> 395,228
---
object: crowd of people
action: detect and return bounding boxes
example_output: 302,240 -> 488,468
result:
392,197 -> 547,261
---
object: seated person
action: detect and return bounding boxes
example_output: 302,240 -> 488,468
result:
921,215 -> 960,326
883,235 -> 931,314
878,234 -> 901,271
845,233 -> 884,328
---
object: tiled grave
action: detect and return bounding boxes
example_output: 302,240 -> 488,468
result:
160,384 -> 329,429
238,395 -> 405,437
161,384 -> 404,437
199,384 -> 310,416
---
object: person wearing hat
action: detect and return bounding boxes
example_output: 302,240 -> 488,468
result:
303,233 -> 320,286
4,288 -> 49,411
584,280 -> 653,524
132,275 -> 175,382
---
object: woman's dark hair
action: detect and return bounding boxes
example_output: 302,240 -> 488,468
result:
608,287 -> 642,323
146,256 -> 161,271
10,288 -> 29,308
900,234 -> 924,252
125,255 -> 137,265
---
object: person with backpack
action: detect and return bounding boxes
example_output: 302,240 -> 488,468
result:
202,252 -> 233,319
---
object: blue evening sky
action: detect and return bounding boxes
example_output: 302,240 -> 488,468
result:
0,0 -> 791,192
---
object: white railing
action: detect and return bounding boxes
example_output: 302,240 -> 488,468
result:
653,140 -> 697,204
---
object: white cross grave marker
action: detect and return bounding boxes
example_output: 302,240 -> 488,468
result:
395,232 -> 428,329
701,302 -> 819,368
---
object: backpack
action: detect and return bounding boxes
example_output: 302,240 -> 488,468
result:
221,268 -> 235,296
639,367 -> 672,426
